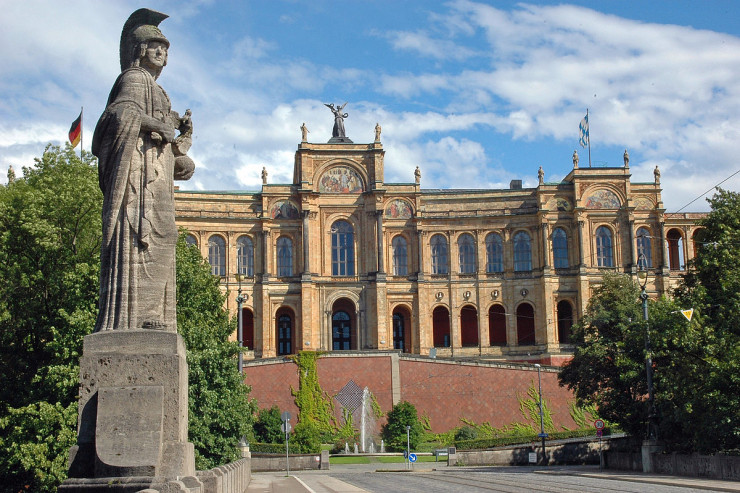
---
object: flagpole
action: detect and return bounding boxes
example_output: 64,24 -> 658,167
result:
587,108 -> 591,168
80,106 -> 83,159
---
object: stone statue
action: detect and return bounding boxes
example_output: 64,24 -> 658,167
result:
538,166 -> 544,184
654,165 -> 661,185
7,165 -> 15,183
325,102 -> 348,138
572,150 -> 579,169
414,166 -> 421,184
375,123 -> 381,142
623,149 -> 630,167
262,166 -> 268,184
301,122 -> 309,142
92,8 -> 194,333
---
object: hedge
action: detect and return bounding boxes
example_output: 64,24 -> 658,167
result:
454,428 -> 612,450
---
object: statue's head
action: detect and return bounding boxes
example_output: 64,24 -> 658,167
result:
119,9 -> 170,72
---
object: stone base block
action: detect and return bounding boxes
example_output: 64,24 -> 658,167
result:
67,330 -> 195,482
58,476 -> 201,493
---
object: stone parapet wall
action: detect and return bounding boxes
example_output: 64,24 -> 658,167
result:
451,438 -> 603,466
251,453 -> 325,472
196,457 -> 251,493
605,450 -> 740,481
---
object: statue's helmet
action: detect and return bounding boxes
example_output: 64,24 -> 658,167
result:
119,8 -> 170,71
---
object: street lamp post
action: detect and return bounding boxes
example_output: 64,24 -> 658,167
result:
406,425 -> 411,470
636,255 -> 657,441
533,363 -> 547,466
235,274 -> 245,374
637,253 -> 662,473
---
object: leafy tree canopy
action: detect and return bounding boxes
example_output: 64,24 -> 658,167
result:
176,233 -> 256,469
381,401 -> 424,451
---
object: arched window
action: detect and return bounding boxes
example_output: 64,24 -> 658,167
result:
241,308 -> 254,350
431,235 -> 448,275
485,233 -> 503,273
208,235 -> 226,276
276,236 -> 293,277
432,306 -> 450,347
595,226 -> 613,267
692,228 -> 707,258
185,234 -> 198,247
552,228 -> 569,269
489,304 -> 506,346
557,301 -> 573,344
277,313 -> 292,355
667,229 -> 685,271
392,236 -> 408,276
332,311 -> 352,350
331,220 -> 354,276
516,303 -> 535,345
237,235 -> 254,277
514,231 -> 532,272
460,305 -> 478,347
458,234 -> 476,274
392,312 -> 406,351
636,227 -> 652,269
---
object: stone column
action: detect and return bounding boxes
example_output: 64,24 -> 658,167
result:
262,230 -> 271,278
577,218 -> 586,267
376,211 -> 385,274
417,230 -> 425,280
302,211 -> 310,274
660,221 -> 668,270
629,218 -> 636,268
541,222 -> 550,269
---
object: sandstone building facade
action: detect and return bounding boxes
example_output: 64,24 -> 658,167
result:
174,133 -> 703,365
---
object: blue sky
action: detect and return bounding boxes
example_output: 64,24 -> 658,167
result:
2,1 -> 740,212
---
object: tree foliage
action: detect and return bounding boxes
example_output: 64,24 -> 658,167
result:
561,191 -> 740,454
176,233 -> 256,469
381,401 -> 424,451
254,405 -> 284,444
0,145 -> 100,492
0,145 -> 257,490
673,189 -> 740,452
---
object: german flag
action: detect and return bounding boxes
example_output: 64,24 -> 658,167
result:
68,111 -> 82,148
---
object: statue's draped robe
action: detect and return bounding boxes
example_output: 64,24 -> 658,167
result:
92,67 -> 178,332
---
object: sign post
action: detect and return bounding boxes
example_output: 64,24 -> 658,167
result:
281,412 -> 292,476
594,419 -> 605,470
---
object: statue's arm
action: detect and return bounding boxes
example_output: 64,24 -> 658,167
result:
108,70 -> 176,143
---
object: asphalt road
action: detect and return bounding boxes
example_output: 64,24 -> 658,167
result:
285,465 -> 735,493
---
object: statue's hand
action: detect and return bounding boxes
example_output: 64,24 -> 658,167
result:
160,124 -> 176,143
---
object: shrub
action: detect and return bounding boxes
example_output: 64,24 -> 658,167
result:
381,401 -> 423,451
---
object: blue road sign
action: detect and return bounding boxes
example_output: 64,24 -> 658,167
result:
537,433 -> 548,438
409,453 -> 417,462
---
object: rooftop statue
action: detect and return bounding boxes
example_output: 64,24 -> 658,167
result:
325,102 -> 348,138
92,8 -> 194,332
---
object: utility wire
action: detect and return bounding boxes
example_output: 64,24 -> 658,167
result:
668,168 -> 740,215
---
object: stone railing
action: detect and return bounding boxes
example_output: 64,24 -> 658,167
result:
196,457 -> 251,493
605,450 -> 740,481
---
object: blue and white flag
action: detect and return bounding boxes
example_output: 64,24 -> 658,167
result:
579,113 -> 589,147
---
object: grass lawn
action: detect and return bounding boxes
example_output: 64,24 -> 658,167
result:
330,455 -> 442,464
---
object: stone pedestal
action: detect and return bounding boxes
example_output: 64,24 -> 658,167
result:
59,331 -> 201,492
641,439 -> 664,473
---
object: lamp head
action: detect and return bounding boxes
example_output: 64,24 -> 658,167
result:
637,253 -> 649,289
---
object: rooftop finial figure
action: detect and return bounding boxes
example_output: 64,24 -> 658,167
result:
92,8 -> 194,332
572,149 -> 579,169
262,166 -> 268,184
624,149 -> 630,168
654,165 -> 661,185
7,165 -> 15,183
375,123 -> 381,143
538,166 -> 544,184
414,166 -> 421,184
301,122 -> 309,142
325,102 -> 350,142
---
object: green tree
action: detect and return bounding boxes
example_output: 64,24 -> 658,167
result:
558,273 -> 655,438
673,189 -> 740,452
176,233 -> 256,469
254,405 -> 284,444
0,144 -> 100,493
381,401 -> 423,451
